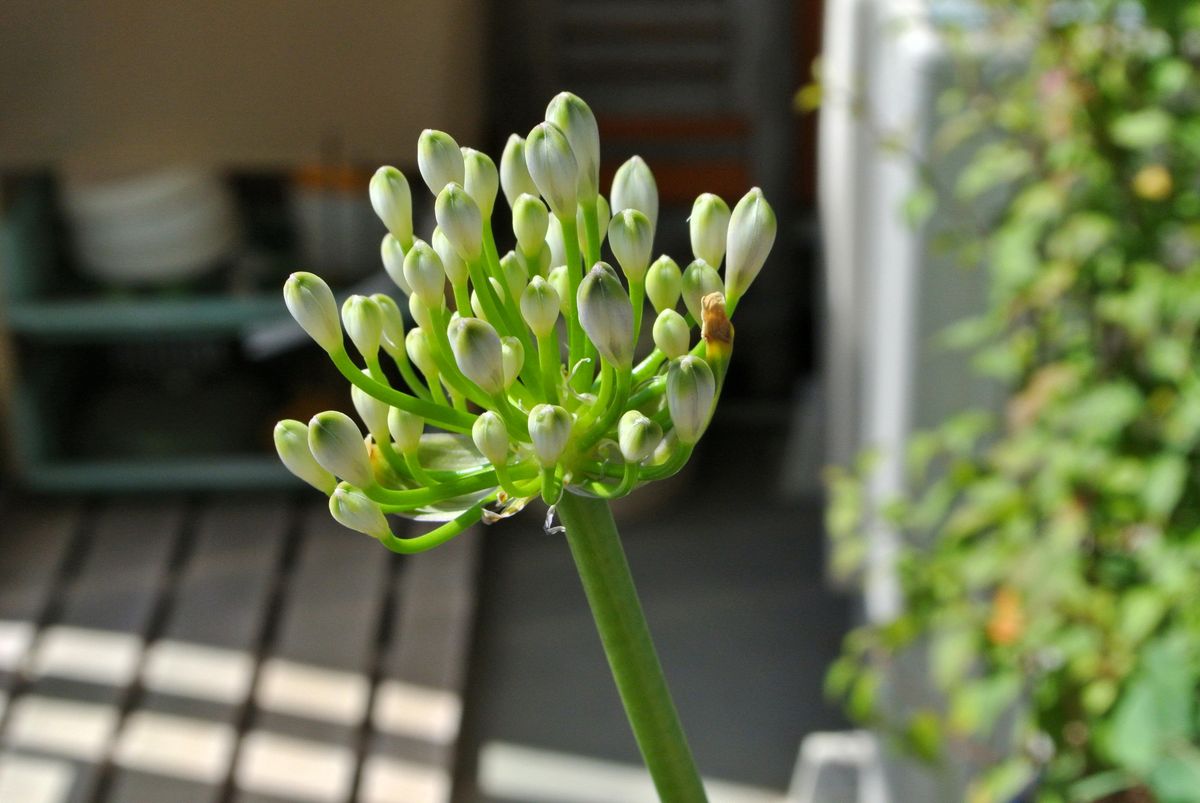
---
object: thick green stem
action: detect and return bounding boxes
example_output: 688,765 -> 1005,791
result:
554,492 -> 709,803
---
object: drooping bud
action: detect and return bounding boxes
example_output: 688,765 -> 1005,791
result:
387,407 -> 424,454
545,92 -> 600,203
607,209 -> 654,283
405,328 -> 438,379
435,183 -> 484,262
546,215 -> 567,268
462,147 -> 499,218
548,266 -> 572,316
408,292 -> 435,332
521,276 -> 561,337
284,272 -> 342,354
372,293 -> 406,358
610,156 -> 658,233
500,251 -> 528,298
528,404 -> 572,467
329,483 -> 392,539
351,385 -> 390,442
652,309 -> 690,359
682,259 -> 723,322
500,134 -> 540,209
577,262 -> 634,368
645,256 -> 683,313
513,194 -> 550,255
418,129 -> 465,195
725,187 -> 777,306
472,410 -> 510,466
448,317 -> 506,394
524,122 -> 579,219
700,292 -> 733,367
689,193 -> 731,268
501,336 -> 524,388
369,167 -> 413,247
341,294 -> 383,362
618,410 -> 663,464
274,420 -> 337,494
666,356 -> 716,445
308,411 -> 375,488
403,240 -> 447,309
432,227 -> 470,286
381,234 -> 412,295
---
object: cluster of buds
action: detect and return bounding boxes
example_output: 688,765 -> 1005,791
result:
275,92 -> 776,552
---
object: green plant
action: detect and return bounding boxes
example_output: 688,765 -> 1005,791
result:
274,93 -> 776,802
825,2 -> 1200,801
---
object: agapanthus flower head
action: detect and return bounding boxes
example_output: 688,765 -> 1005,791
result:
279,93 -> 776,551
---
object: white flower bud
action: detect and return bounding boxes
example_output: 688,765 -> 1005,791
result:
274,419 -> 337,494
408,292 -> 436,332
381,233 -> 412,295
462,147 -> 499,219
449,316 -> 506,394
577,262 -> 634,368
548,265 -> 572,316
618,410 -> 662,464
646,255 -> 683,313
500,134 -> 539,209
535,244 -> 552,277
689,193 -> 731,268
524,122 -> 579,219
513,193 -> 550,255
371,293 -> 406,358
545,91 -> 600,203
666,356 -> 716,445
387,407 -> 424,454
369,166 -> 413,246
341,294 -> 383,361
329,482 -> 392,539
351,385 -> 390,442
610,155 -> 658,233
725,187 -> 777,304
418,129 -> 465,195
501,336 -> 524,388
500,250 -> 528,298
470,288 -> 487,322
528,404 -> 572,467
435,183 -> 483,262
577,193 -> 611,252
472,410 -> 510,466
308,410 -> 375,487
546,215 -> 567,268
402,240 -> 447,309
521,276 -> 561,337
284,272 -> 342,354
431,227 -> 470,287
607,208 -> 654,283
652,308 -> 690,359
405,328 -> 438,378
682,259 -> 722,322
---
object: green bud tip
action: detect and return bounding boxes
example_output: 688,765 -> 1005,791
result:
577,262 -> 635,368
341,294 -> 383,362
689,192 -> 731,269
528,403 -> 573,467
284,272 -> 342,354
380,233 -> 412,295
329,482 -> 392,540
405,327 -> 438,377
448,316 -> 506,395
500,250 -> 529,298
369,166 -> 413,246
371,293 -> 406,357
725,187 -> 777,305
501,336 -> 525,388
521,276 -> 561,338
308,410 -> 375,488
387,406 -> 424,455
645,255 -> 683,313
417,129 -> 465,195
525,121 -> 579,219
546,91 -> 600,202
652,308 -> 691,359
434,183 -> 484,262
462,147 -> 499,219
607,208 -> 654,283
610,155 -> 659,232
472,410 -> 510,466
618,410 -> 663,464
350,385 -> 390,442
682,259 -> 723,322
666,356 -> 716,445
513,193 -> 551,255
547,265 -> 572,316
432,227 -> 470,287
274,419 -> 337,494
408,292 -> 436,332
403,240 -> 447,309
500,134 -> 539,209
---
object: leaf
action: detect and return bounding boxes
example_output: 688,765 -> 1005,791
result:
1148,749 -> 1200,803
1109,107 -> 1174,149
1143,454 -> 1187,518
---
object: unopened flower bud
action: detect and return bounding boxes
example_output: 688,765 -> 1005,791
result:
618,410 -> 662,464
449,317 -> 506,394
470,288 -> 487,322
369,166 -> 413,247
330,483 -> 391,539
689,193 -> 730,268
548,266 -> 572,316
418,129 -> 465,195
513,194 -> 550,255
578,262 -> 634,368
432,227 -> 470,286
274,420 -> 337,494
725,187 -> 777,305
652,309 -> 690,359
463,147 -> 499,218
577,193 -> 611,252
408,292 -> 436,332
645,256 -> 682,313
387,407 -> 424,454
610,155 -> 658,232
406,328 -> 438,378
525,122 -> 579,218
500,251 -> 528,299
521,276 -> 561,337
472,410 -> 510,466
341,294 -> 383,361
501,336 -> 524,388
682,259 -> 722,322
308,411 -> 375,487
546,91 -> 600,202
403,240 -> 447,308
371,293 -> 406,358
435,183 -> 483,262
547,215 -> 567,268
351,385 -> 390,442
535,244 -> 552,277
666,356 -> 716,445
608,208 -> 654,283
381,234 -> 412,295
285,272 -> 342,354
500,134 -> 540,209
528,404 -> 572,467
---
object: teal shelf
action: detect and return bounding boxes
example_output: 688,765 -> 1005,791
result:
5,295 -> 289,339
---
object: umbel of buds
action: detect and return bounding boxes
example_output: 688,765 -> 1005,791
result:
277,92 -> 776,550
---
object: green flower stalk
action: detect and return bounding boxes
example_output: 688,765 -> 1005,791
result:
277,92 -> 776,803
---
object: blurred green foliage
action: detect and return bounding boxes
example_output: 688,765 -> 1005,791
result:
826,2 -> 1200,801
